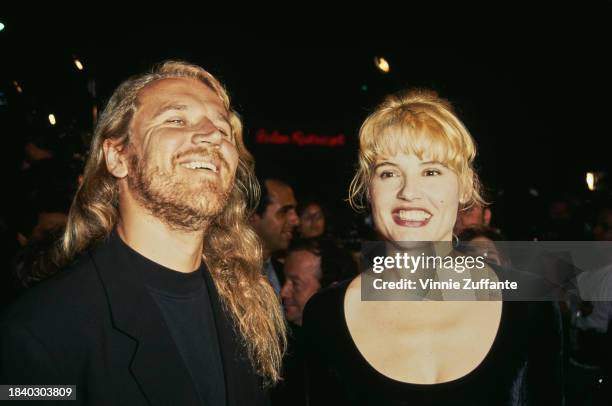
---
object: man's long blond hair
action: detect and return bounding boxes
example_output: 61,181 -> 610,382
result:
57,61 -> 286,384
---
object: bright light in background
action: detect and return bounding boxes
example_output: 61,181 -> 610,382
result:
586,172 -> 595,191
48,114 -> 57,126
374,56 -> 390,73
12,80 -> 23,94
74,58 -> 84,71
0,22 -> 5,32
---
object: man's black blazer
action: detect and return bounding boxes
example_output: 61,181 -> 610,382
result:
0,232 -> 269,405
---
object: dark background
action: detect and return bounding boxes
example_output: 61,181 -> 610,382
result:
1,12 -> 611,238
2,14 -> 612,403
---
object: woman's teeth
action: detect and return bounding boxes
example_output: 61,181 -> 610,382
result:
398,210 -> 431,221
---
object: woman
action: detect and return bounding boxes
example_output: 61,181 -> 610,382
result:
303,89 -> 563,405
298,200 -> 327,238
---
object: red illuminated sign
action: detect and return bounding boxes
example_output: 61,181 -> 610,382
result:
256,129 -> 345,147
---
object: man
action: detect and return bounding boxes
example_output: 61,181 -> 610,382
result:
250,178 -> 299,294
1,61 -> 285,405
272,238 -> 356,405
281,244 -> 323,327
280,238 -> 355,326
593,205 -> 612,242
454,202 -> 492,235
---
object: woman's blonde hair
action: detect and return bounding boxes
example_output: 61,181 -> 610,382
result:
56,60 -> 286,384
348,88 -> 486,211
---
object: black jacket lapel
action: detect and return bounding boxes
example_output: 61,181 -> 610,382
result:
91,232 -> 200,406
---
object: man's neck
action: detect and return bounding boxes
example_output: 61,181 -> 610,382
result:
117,206 -> 205,274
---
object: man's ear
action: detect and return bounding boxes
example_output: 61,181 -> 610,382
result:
103,139 -> 129,178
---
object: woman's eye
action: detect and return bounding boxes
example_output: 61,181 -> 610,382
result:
380,170 -> 398,179
423,169 -> 442,176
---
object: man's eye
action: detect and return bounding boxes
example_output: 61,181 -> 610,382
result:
218,127 -> 231,138
166,118 -> 185,125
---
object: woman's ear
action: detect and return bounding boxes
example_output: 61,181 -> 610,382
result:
103,139 -> 129,178
459,190 -> 470,205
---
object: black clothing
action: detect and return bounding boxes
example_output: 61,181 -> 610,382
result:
0,230 -> 268,406
135,239 -> 226,406
303,279 -> 564,406
270,323 -> 308,406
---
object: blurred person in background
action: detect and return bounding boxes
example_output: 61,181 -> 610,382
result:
250,176 -> 300,295
454,202 -> 492,235
297,199 -> 327,238
458,225 -> 510,267
272,237 -> 357,406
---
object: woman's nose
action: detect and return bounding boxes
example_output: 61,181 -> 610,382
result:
397,178 -> 422,201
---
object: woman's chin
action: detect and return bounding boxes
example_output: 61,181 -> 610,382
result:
386,229 -> 432,242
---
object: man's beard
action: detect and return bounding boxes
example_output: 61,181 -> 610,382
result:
127,149 -> 232,232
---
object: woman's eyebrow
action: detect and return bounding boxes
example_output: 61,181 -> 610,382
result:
420,160 -> 446,166
372,161 -> 398,170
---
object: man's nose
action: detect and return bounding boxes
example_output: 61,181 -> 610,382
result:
280,281 -> 291,299
191,119 -> 222,146
288,209 -> 300,226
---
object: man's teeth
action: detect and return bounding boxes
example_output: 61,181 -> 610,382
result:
398,210 -> 431,221
181,161 -> 217,172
